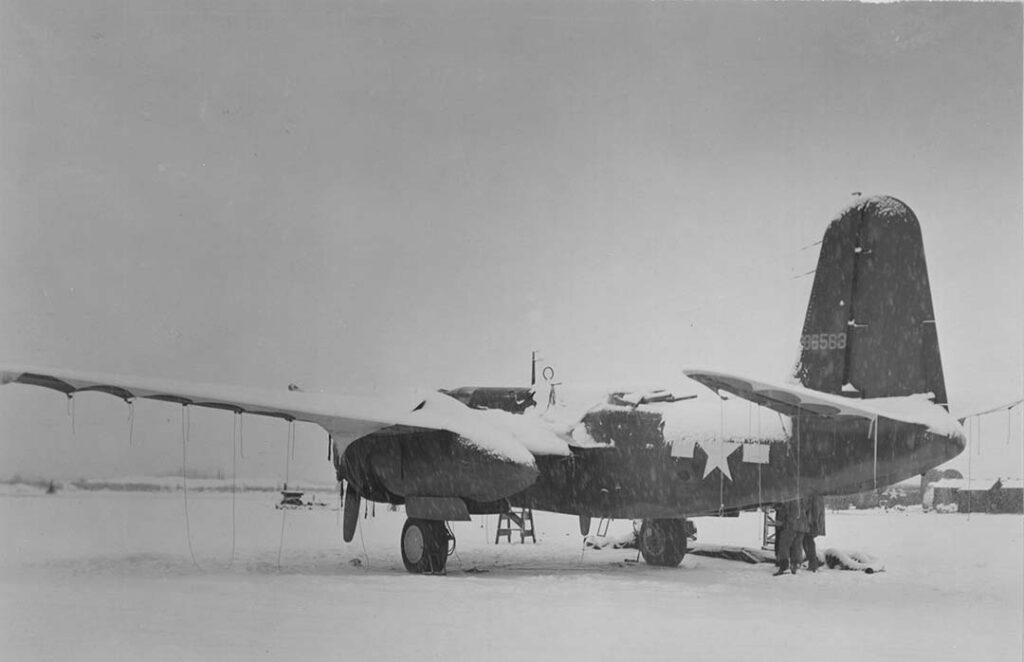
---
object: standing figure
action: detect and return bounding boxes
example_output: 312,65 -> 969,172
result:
773,500 -> 809,576
802,495 -> 825,571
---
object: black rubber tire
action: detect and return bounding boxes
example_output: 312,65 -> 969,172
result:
639,519 -> 688,567
400,518 -> 449,574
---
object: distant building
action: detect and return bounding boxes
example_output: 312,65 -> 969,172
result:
927,478 -> 1023,514
824,484 -> 920,511
825,490 -> 881,510
993,479 -> 1024,514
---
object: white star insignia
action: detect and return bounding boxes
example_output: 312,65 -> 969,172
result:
698,439 -> 741,480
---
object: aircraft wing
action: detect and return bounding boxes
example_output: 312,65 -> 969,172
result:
952,397 -> 1024,424
0,365 -> 570,465
684,369 -> 963,436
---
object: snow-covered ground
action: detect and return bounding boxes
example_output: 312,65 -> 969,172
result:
1,489 -> 1021,661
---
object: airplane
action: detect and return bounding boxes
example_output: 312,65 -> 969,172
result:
1,194 -> 966,574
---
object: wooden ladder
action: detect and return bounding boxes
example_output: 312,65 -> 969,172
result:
762,506 -> 778,551
495,508 -> 536,544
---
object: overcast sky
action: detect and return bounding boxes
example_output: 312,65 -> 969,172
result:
1,1 -> 1021,481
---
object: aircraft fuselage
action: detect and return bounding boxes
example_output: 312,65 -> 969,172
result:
519,410 -> 963,518
339,385 -> 965,520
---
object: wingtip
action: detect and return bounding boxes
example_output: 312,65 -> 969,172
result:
0,366 -> 24,385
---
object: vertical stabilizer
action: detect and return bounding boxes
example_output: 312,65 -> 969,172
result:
793,195 -> 947,405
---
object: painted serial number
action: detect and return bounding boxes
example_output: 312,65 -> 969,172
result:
800,332 -> 847,351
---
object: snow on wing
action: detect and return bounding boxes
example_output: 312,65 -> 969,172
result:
392,390 -> 570,462
0,365 -> 559,465
683,369 -> 963,437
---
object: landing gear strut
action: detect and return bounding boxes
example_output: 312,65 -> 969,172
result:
638,519 -> 690,567
400,518 -> 451,574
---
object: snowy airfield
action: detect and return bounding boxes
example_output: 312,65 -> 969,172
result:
1,488 -> 1021,662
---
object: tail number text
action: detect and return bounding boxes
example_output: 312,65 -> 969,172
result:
800,333 -> 847,351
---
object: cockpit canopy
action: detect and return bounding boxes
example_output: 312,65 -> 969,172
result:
441,386 -> 536,414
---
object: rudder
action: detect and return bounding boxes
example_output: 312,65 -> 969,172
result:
793,195 -> 947,405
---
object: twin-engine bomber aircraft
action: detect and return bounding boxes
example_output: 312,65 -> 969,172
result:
1,195 -> 966,574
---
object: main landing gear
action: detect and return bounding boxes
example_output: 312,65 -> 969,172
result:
638,519 -> 691,567
342,483 -> 454,574
400,518 -> 452,574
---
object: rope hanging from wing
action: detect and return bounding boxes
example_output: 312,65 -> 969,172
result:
231,412 -> 238,562
937,400 -> 1021,516
67,394 -> 75,435
126,399 -> 135,447
277,419 -> 296,570
870,415 -> 878,491
284,419 -> 294,486
967,416 -> 975,519
796,411 -> 802,508
750,402 -> 763,508
719,398 -> 725,516
180,405 -> 200,569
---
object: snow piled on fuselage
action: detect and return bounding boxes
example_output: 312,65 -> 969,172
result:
526,379 -> 788,450
412,391 -> 569,464
415,373 -> 963,468
658,390 -> 790,447
427,380 -> 731,457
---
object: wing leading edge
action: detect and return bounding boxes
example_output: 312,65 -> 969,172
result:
0,365 -> 570,465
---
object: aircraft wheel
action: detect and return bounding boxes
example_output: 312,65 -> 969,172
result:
401,518 -> 449,574
639,519 -> 688,567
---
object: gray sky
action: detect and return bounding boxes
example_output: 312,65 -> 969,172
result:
1,1 -> 1021,481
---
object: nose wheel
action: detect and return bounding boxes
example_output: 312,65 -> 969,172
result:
401,518 -> 451,574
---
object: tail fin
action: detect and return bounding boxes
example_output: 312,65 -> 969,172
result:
793,195 -> 947,405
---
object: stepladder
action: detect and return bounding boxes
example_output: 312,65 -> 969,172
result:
495,507 -> 536,544
762,506 -> 778,551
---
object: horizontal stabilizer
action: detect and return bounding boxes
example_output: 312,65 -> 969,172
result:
684,369 -> 963,438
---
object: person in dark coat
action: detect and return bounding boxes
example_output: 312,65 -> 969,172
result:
773,500 -> 810,575
801,496 -> 825,572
